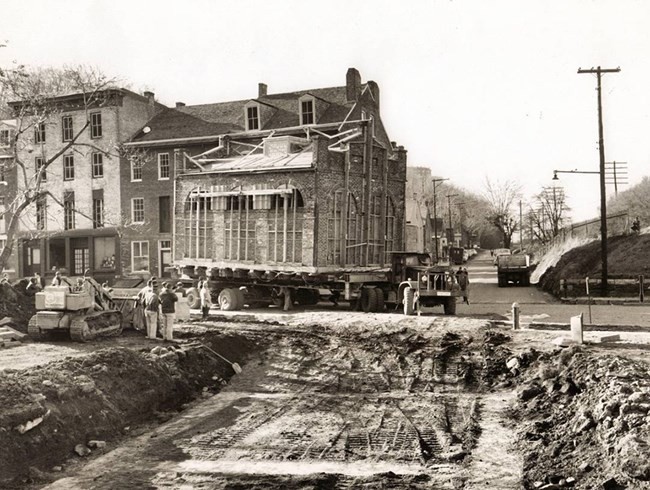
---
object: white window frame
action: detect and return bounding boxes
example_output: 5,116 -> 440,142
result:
131,197 -> 145,223
158,153 -> 170,180
130,159 -> 142,182
93,197 -> 104,229
299,96 -> 315,125
92,152 -> 104,178
0,129 -> 10,147
35,157 -> 46,182
131,241 -> 150,272
63,154 -> 74,181
62,115 -> 73,142
90,112 -> 102,139
34,122 -> 46,144
245,103 -> 260,131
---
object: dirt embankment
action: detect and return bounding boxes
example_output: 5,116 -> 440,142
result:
538,233 -> 650,297
0,281 -> 37,330
0,331 -> 260,488
509,346 -> 650,489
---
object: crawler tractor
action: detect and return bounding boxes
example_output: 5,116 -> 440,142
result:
28,277 -> 123,342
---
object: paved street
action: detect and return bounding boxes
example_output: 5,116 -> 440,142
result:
456,250 -> 650,327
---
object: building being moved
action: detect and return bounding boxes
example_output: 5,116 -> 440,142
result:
125,68 -> 407,278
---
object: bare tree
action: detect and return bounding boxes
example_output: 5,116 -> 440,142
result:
0,62 -> 118,272
482,178 -> 522,248
608,176 -> 650,227
529,186 -> 570,243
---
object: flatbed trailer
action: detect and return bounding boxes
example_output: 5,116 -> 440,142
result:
173,253 -> 465,316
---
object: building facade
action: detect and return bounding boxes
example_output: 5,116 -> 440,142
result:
124,68 -> 407,276
7,89 -> 163,283
0,119 -> 18,276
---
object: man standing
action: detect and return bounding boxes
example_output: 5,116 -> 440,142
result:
144,288 -> 160,340
159,282 -> 178,341
200,282 -> 212,320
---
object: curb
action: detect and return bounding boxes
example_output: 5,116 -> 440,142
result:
560,297 -> 646,306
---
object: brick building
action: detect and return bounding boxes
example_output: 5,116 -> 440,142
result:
7,89 -> 163,283
0,119 -> 18,276
124,68 -> 407,276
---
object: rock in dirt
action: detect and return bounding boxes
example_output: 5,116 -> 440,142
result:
519,383 -> 544,401
74,444 -> 91,457
87,440 -> 106,449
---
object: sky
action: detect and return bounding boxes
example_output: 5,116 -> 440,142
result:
1,0 -> 648,222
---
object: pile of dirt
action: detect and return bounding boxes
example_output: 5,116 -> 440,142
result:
508,346 -> 650,489
538,233 -> 650,297
0,332 -> 260,487
0,281 -> 37,331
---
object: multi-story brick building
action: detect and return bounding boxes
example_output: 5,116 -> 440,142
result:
7,89 -> 163,283
124,68 -> 407,276
0,119 -> 18,276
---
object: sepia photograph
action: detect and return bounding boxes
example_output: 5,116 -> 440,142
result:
1,1 -> 650,488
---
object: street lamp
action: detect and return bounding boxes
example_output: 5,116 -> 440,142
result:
552,168 -> 607,293
431,178 -> 449,263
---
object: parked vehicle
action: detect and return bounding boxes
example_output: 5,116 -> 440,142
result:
449,246 -> 465,265
497,254 -> 531,287
492,248 -> 511,265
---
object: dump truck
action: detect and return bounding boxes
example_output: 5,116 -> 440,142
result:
28,277 -> 123,341
497,254 -> 531,287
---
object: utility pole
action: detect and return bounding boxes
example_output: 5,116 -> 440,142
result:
519,200 -> 523,250
446,193 -> 458,246
578,65 -> 620,295
431,178 -> 448,263
456,202 -> 466,247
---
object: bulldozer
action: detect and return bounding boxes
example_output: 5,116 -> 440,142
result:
28,276 -> 123,342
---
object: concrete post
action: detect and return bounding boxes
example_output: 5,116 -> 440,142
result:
570,313 -> 584,344
640,275 -> 645,303
512,302 -> 520,330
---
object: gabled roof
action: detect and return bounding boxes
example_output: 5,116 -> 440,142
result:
132,85 -> 362,143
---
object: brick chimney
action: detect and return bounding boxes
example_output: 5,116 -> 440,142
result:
346,68 -> 361,103
367,80 -> 380,110
175,102 -> 186,108
258,83 -> 268,97
143,91 -> 155,103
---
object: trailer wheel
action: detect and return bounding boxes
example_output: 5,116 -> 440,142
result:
403,287 -> 415,316
185,287 -> 201,309
361,288 -> 374,313
443,297 -> 457,315
218,288 -> 239,311
234,288 -> 246,309
372,287 -> 385,312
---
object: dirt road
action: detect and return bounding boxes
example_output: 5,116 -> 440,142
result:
42,315 -> 526,489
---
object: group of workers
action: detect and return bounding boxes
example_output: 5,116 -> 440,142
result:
135,278 -> 179,341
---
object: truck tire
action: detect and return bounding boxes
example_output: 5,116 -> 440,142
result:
218,288 -> 239,311
185,287 -> 201,309
403,287 -> 415,316
361,288 -> 375,313
497,276 -> 505,288
372,287 -> 385,312
443,297 -> 457,315
234,288 -> 246,309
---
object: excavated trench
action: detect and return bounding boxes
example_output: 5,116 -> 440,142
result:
21,315 -> 650,490
25,319 -> 526,490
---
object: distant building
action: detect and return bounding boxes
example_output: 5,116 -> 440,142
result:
6,89 -> 163,282
124,68 -> 407,275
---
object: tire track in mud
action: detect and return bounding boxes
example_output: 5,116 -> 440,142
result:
149,326 -> 490,488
